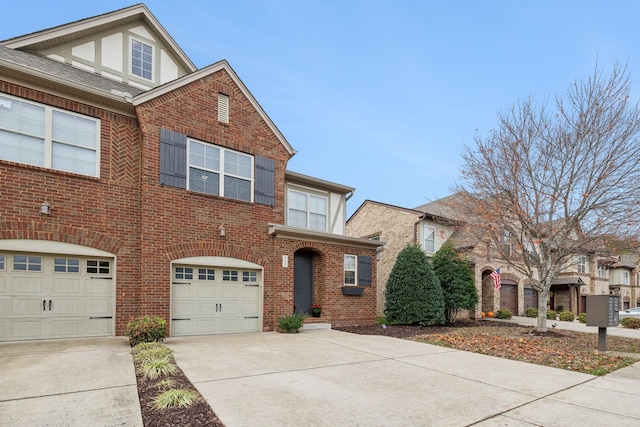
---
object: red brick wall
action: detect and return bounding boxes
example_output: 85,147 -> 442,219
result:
0,81 -> 142,334
0,72 -> 377,335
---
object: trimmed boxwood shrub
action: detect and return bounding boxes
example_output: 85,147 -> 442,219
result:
558,311 -> 575,322
577,313 -> 587,323
525,308 -> 538,318
620,317 -> 640,329
546,310 -> 557,320
125,316 -> 167,346
496,309 -> 512,319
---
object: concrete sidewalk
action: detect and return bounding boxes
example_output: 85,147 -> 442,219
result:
0,337 -> 142,427
168,329 -> 640,427
489,315 -> 640,339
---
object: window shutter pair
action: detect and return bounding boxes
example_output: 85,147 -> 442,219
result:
159,128 -> 274,206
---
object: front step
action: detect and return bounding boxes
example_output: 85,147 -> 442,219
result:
301,323 -> 331,330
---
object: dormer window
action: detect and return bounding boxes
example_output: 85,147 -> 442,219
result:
131,39 -> 153,80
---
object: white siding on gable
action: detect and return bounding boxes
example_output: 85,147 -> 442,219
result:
160,49 -> 179,83
38,23 -> 186,89
285,183 -> 348,235
101,33 -> 123,71
129,25 -> 156,41
329,192 -> 346,235
71,41 -> 95,62
420,219 -> 454,255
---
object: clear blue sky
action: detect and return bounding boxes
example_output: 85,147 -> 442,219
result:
3,1 -> 640,217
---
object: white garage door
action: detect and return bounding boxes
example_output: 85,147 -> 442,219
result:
171,264 -> 261,336
0,253 -> 114,342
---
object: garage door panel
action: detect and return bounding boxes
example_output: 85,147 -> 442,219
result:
173,301 -> 195,317
11,298 -> 43,315
52,278 -> 80,294
197,302 -> 215,315
10,277 -> 44,294
197,285 -> 216,298
10,320 -> 42,339
85,280 -> 111,295
173,284 -> 193,299
51,319 -> 80,337
85,318 -> 111,335
51,299 -> 80,315
219,284 -> 241,299
85,299 -> 111,315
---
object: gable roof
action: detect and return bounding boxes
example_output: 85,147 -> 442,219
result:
0,4 -> 196,74
132,59 -> 296,156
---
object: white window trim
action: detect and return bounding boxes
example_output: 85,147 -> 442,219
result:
287,188 -> 328,231
344,254 -> 357,286
0,93 -> 101,177
130,37 -> 154,82
576,256 -> 588,274
423,225 -> 435,254
187,138 -> 254,202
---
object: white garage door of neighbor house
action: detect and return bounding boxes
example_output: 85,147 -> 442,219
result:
0,253 -> 114,342
171,265 -> 261,336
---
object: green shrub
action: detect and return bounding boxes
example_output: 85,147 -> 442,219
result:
277,312 -> 306,333
558,311 -> 575,322
546,310 -> 557,320
153,388 -> 200,409
525,308 -> 538,318
577,313 -> 587,323
385,243 -> 445,325
495,309 -> 512,319
620,317 -> 640,329
125,316 -> 167,346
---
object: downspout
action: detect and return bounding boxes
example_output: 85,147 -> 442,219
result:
414,213 -> 426,244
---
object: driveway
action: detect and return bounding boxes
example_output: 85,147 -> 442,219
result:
167,329 -> 640,426
0,337 -> 142,426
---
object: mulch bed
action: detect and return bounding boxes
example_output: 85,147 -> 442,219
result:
135,357 -> 225,426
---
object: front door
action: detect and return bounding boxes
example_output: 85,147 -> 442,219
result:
293,251 -> 313,314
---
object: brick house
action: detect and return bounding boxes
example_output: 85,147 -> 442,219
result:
347,197 -> 639,318
0,4 -> 380,342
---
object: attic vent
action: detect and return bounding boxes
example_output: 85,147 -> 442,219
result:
218,93 -> 229,123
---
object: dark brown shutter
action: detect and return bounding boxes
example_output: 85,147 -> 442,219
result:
159,128 -> 187,188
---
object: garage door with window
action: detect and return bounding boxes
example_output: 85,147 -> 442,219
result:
171,263 -> 261,336
0,253 -> 114,342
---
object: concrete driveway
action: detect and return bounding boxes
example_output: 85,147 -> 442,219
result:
168,329 -> 640,427
0,337 -> 142,427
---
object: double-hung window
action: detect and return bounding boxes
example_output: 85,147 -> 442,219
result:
423,225 -> 435,254
344,255 -> 357,285
0,94 -> 100,177
576,256 -> 588,274
598,264 -> 607,279
287,189 -> 327,231
188,138 -> 253,201
131,38 -> 153,80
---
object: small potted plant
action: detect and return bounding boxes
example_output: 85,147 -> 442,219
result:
311,304 -> 321,317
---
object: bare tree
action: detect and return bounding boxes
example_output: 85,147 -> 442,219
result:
458,63 -> 640,331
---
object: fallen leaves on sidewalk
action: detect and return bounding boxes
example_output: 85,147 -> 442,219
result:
411,325 -> 638,375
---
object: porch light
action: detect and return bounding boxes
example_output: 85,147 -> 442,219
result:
219,224 -> 226,237
41,201 -> 51,215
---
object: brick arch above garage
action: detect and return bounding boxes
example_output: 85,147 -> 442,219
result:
0,222 -> 124,255
163,241 -> 268,266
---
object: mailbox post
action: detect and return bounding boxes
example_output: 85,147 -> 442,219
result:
586,295 -> 620,352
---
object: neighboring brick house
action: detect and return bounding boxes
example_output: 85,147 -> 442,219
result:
347,196 -> 639,318
0,4 -> 380,342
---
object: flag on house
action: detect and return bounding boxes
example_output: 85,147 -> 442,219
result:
490,268 -> 501,289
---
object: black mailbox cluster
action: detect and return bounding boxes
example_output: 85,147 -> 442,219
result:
586,295 -> 619,327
